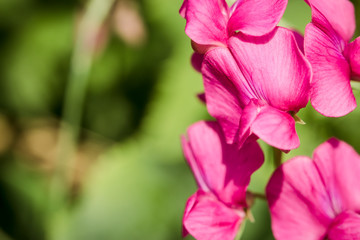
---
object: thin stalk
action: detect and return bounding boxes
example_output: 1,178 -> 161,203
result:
49,0 -> 115,211
273,147 -> 282,168
351,80 -> 360,91
251,192 -> 266,200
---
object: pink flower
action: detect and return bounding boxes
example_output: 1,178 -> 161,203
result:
180,0 -> 288,70
181,121 -> 264,240
202,27 -> 312,151
304,0 -> 360,117
266,138 -> 360,239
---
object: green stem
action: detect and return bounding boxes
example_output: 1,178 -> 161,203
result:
273,147 -> 282,168
49,0 -> 115,211
351,80 -> 360,91
251,192 -> 266,200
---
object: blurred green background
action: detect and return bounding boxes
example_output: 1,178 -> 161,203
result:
0,0 -> 359,239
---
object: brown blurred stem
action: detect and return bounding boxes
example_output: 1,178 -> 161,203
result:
49,0 -> 115,212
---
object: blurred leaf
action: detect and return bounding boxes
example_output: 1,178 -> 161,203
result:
50,141 -> 196,240
281,0 -> 311,32
0,0 -> 34,26
2,11 -> 72,115
0,155 -> 47,240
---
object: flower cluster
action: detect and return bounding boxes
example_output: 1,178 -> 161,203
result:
179,0 -> 360,239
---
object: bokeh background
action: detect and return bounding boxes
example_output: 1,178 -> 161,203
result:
0,0 -> 359,239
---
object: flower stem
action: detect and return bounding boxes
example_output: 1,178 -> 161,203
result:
48,0 -> 115,212
351,80 -> 360,91
251,192 -> 266,200
273,147 -> 282,168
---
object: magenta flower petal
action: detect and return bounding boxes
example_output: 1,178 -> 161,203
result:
251,105 -> 299,150
237,99 -> 299,151
183,190 -> 244,240
346,37 -> 360,79
182,121 -> 264,205
312,138 -> 360,212
183,0 -> 229,46
291,29 -> 304,53
266,156 -> 332,240
202,48 -> 245,144
181,134 -> 209,192
305,23 -> 356,117
179,0 -> 187,18
218,139 -> 264,205
191,52 -> 204,73
328,211 -> 360,240
203,28 -> 310,149
182,188 -> 196,237
237,99 -> 263,147
306,0 -> 355,42
228,0 -> 287,37
197,92 -> 206,103
267,138 -> 360,239
228,27 -> 311,112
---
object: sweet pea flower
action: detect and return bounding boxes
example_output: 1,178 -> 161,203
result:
180,0 -> 288,71
304,0 -> 360,117
202,27 -> 312,151
266,138 -> 360,239
181,121 -> 264,240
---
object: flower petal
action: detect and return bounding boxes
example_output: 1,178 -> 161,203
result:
228,0 -> 287,37
183,121 -> 264,206
328,211 -> 360,240
251,105 -> 299,150
346,37 -> 360,80
305,23 -> 356,117
237,99 -> 264,147
197,92 -> 206,103
267,138 -> 360,239
312,138 -> 360,213
228,27 -> 311,112
183,0 -> 229,46
202,47 -> 246,143
291,29 -> 304,53
182,188 -> 196,237
306,0 -> 355,42
191,52 -> 204,72
183,190 -> 244,240
182,121 -> 264,205
219,139 -> 264,205
181,134 -> 209,192
266,156 -> 333,240
179,0 -> 187,18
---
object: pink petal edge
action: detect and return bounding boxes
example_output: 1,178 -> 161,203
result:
183,0 -> 229,46
182,121 -> 264,205
228,27 -> 311,112
305,23 -> 356,117
228,0 -> 288,37
328,211 -> 360,240
266,156 -> 333,240
183,190 -> 244,240
306,0 -> 355,42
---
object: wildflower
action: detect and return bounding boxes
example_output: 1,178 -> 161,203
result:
266,138 -> 360,239
202,27 -> 312,150
180,0 -> 288,70
182,121 -> 264,240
